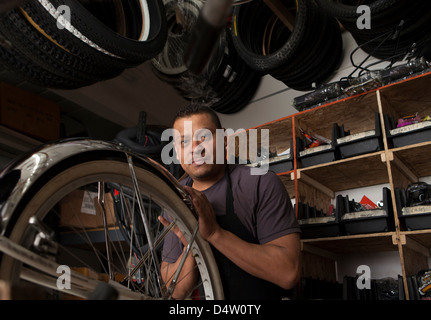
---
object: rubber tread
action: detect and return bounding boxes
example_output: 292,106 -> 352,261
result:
0,8 -> 119,87
230,0 -> 309,72
17,1 -> 141,70
47,0 -> 167,62
0,36 -> 88,89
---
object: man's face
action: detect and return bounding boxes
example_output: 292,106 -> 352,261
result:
173,113 -> 224,181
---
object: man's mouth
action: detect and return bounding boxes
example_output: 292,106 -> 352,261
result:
192,157 -> 206,166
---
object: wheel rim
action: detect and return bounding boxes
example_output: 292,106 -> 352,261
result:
0,159 -> 223,300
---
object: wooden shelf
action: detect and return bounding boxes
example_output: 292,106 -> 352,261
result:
402,229 -> 431,251
294,90 -> 379,140
379,71 -> 431,118
302,232 -> 398,255
390,141 -> 431,178
297,151 -> 388,193
227,117 -> 293,163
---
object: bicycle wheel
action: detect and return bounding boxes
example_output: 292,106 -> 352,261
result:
0,139 -> 223,300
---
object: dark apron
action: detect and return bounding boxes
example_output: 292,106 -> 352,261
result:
186,167 -> 282,300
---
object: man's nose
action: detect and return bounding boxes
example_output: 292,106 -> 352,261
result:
191,139 -> 204,150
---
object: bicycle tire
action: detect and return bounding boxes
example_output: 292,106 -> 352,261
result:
231,0 -> 309,73
0,36 -> 90,89
18,0 -> 166,67
47,0 -> 167,63
0,7 -> 114,87
16,1 -> 138,71
115,126 -> 165,161
0,139 -> 224,300
277,10 -> 343,91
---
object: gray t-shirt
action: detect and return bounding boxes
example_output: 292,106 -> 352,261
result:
162,165 -> 300,263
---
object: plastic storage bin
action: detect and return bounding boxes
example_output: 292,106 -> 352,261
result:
384,115 -> 431,148
336,113 -> 384,158
297,202 -> 340,239
268,154 -> 293,173
395,186 -> 431,231
297,124 -> 340,168
339,188 -> 394,235
268,140 -> 294,173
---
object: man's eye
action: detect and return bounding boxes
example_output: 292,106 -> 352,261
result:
199,133 -> 212,141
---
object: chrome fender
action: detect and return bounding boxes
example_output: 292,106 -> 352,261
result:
0,138 -> 189,235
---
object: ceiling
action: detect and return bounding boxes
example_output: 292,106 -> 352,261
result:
0,59 -> 189,142
51,61 -> 190,129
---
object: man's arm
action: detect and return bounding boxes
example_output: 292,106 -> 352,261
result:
159,216 -> 199,299
208,229 -> 301,289
184,185 -> 301,290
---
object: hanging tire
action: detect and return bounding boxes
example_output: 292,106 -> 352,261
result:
0,35 -> 90,89
0,7 -> 120,87
0,0 -> 168,89
37,0 -> 167,63
231,0 -> 309,73
230,0 -> 343,91
274,8 -> 343,91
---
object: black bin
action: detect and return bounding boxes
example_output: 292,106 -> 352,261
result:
297,202 -> 340,239
297,125 -> 340,168
336,113 -> 384,158
268,140 -> 294,173
339,188 -> 394,235
384,114 -> 431,148
395,186 -> 431,231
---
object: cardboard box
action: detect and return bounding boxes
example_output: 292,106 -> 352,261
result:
59,190 -> 116,229
0,82 -> 60,141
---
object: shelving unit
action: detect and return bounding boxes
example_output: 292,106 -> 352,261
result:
230,70 -> 431,300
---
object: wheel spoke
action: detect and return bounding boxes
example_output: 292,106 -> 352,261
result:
0,149 -> 222,300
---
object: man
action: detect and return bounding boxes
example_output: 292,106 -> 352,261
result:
159,104 -> 301,299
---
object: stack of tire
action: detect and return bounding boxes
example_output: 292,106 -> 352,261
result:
115,112 -> 184,179
230,0 -> 343,91
151,0 -> 262,114
316,0 -> 431,61
0,0 -> 167,89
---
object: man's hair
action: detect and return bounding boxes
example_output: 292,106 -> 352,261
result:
173,104 -> 222,129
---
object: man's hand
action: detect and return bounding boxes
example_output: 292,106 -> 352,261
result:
158,215 -> 189,247
183,185 -> 222,242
